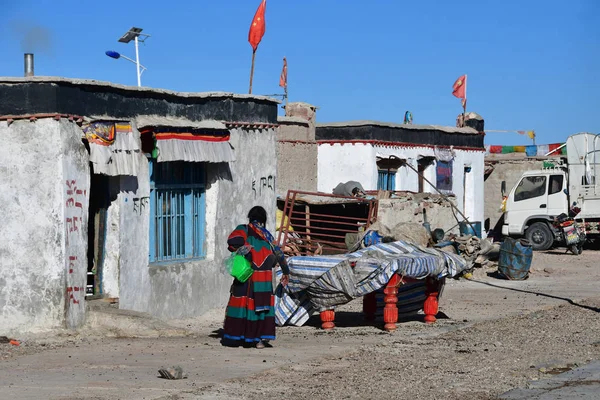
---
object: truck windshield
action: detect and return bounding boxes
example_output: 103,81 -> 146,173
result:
514,176 -> 547,202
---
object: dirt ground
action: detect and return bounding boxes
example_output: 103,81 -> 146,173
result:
1,250 -> 599,400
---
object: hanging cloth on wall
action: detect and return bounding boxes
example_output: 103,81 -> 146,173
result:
434,146 -> 455,162
83,122 -> 143,176
140,126 -> 236,163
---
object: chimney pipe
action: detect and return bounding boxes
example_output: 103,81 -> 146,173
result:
24,53 -> 34,77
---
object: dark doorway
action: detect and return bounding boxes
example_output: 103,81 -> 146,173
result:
417,157 -> 435,193
87,169 -> 111,298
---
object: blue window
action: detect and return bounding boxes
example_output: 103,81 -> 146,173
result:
377,170 -> 396,191
149,161 -> 206,262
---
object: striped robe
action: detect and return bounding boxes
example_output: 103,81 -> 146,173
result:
223,224 -> 277,344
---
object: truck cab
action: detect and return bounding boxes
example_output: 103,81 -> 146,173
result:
502,168 -> 568,250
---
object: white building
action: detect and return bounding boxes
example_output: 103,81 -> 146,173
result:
316,120 -> 486,231
0,78 -> 279,334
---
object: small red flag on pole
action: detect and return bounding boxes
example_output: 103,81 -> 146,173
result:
452,74 -> 467,99
248,0 -> 266,94
279,57 -> 287,89
452,74 -> 467,116
279,57 -> 288,107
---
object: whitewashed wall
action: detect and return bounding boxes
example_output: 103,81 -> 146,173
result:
317,143 -> 485,227
0,119 -> 89,334
115,126 -> 277,320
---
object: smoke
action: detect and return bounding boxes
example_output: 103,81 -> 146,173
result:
11,21 -> 53,53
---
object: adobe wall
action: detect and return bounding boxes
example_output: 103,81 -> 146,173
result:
484,158 -> 541,234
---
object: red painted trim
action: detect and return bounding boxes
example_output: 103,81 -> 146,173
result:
317,139 -> 485,152
155,133 -> 230,142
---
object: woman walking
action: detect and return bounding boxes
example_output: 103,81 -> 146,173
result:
222,206 -> 289,349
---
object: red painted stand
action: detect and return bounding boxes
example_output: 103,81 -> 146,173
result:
320,309 -> 335,330
319,275 -> 442,330
383,274 -> 402,331
423,277 -> 440,324
363,292 -> 377,321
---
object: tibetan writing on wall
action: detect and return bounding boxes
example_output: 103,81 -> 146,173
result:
64,178 -> 87,328
252,175 -> 275,198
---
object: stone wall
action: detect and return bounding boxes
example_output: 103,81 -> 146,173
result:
377,194 -> 459,234
276,141 -> 317,195
275,102 -> 318,195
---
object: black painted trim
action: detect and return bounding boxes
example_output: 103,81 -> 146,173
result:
316,125 -> 484,148
0,82 -> 278,124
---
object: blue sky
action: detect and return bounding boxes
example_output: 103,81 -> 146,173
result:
1,0 -> 598,146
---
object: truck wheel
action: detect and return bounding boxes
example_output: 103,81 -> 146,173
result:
525,222 -> 554,251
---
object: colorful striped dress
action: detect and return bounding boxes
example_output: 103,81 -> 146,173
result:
223,223 -> 279,344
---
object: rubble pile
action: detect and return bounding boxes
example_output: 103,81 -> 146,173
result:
443,234 -> 500,270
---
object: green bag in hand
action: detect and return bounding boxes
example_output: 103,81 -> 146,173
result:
227,254 -> 253,283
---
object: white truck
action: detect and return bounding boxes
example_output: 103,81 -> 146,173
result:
501,132 -> 600,250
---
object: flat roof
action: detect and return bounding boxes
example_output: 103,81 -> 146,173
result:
0,77 -> 280,103
0,77 -> 279,124
317,120 -> 479,135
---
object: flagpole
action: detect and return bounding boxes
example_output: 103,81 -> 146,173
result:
285,56 -> 288,107
463,74 -> 467,121
249,50 -> 256,94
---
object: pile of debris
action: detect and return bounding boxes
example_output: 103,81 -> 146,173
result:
439,234 -> 500,269
345,219 -> 500,272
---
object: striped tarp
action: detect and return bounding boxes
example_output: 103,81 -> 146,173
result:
275,240 -> 467,326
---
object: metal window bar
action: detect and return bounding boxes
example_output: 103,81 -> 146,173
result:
150,161 -> 206,262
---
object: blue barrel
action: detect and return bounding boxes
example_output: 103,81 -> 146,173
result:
498,238 -> 533,280
459,221 -> 482,238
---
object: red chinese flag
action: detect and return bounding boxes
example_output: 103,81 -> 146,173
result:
452,74 -> 466,99
279,57 -> 287,88
248,0 -> 266,52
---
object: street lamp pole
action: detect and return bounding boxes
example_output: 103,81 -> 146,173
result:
134,35 -> 141,87
106,27 -> 150,87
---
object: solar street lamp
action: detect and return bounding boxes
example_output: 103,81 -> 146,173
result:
106,27 -> 150,87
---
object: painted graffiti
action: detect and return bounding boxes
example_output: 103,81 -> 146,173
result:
65,180 -> 86,245
252,175 -> 275,198
66,285 -> 84,304
65,180 -> 86,208
68,255 -> 77,274
132,196 -> 149,215
64,179 -> 86,307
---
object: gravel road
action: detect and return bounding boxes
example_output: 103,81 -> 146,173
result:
1,250 -> 599,400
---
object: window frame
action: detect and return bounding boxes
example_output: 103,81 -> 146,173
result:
148,160 -> 207,263
549,174 -> 564,195
436,160 -> 454,193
